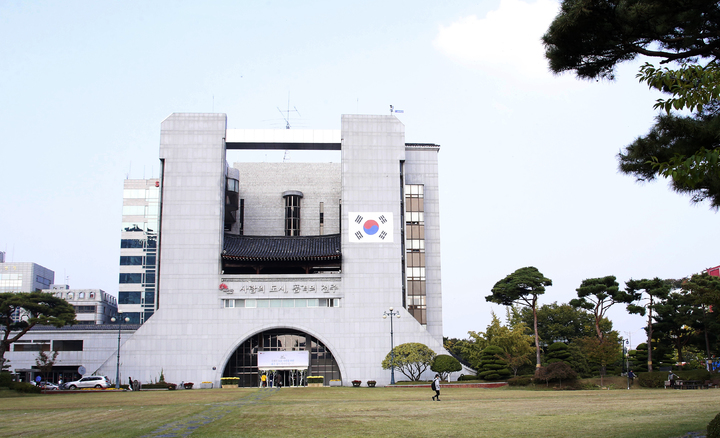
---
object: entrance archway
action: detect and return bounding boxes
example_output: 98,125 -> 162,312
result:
223,328 -> 341,387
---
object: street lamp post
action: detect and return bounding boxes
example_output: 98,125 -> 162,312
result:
111,311 -> 130,389
383,307 -> 400,385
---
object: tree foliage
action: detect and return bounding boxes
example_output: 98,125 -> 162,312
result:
463,312 -> 534,376
486,267 -> 552,368
381,342 -> 436,382
543,0 -> 720,208
571,276 -> 634,342
431,354 -> 462,381
512,302 -> 604,345
0,292 -> 76,370
535,361 -> 578,388
543,0 -> 720,80
576,331 -> 623,386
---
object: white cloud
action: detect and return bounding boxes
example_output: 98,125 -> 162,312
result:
433,0 -> 560,79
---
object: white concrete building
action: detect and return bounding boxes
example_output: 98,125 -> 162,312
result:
11,113 -> 447,388
45,285 -> 118,325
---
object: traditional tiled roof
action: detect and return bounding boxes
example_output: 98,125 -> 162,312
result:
223,234 -> 341,261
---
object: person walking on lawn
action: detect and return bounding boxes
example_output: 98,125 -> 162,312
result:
431,374 -> 441,401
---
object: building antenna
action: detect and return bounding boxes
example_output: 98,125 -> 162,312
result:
277,94 -> 300,129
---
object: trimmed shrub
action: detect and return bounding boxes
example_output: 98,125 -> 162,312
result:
637,371 -> 667,388
508,376 -> 531,386
478,346 -> 511,381
10,382 -> 41,393
708,411 -> 720,438
677,369 -> 712,382
0,372 -> 11,388
457,374 -> 478,381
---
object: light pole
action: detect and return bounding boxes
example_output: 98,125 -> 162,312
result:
383,307 -> 400,385
111,311 -> 130,389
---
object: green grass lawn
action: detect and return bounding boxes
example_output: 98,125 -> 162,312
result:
0,386 -> 717,437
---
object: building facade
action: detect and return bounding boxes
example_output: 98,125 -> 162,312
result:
92,113 -> 446,387
118,179 -> 160,324
45,285 -> 118,325
0,260 -> 54,293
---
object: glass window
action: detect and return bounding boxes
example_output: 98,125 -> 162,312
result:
119,273 -> 142,284
120,239 -> 144,248
120,256 -> 143,266
145,272 -> 155,284
282,300 -> 295,308
75,305 -> 95,313
294,299 -> 307,308
245,299 -> 256,308
224,299 -> 235,308
257,300 -> 269,308
270,300 -> 282,308
284,194 -> 301,236
53,340 -> 83,351
67,293 -> 73,300
144,291 -> 155,304
118,291 -> 142,304
122,206 -> 146,216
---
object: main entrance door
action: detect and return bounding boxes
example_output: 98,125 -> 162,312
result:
223,328 -> 341,387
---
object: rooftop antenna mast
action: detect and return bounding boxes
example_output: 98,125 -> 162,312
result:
277,94 -> 300,129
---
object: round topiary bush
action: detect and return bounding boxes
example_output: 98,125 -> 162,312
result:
708,411 -> 720,438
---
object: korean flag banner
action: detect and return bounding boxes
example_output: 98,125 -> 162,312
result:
349,212 -> 393,243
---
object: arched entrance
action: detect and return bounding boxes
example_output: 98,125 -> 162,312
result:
223,328 -> 342,387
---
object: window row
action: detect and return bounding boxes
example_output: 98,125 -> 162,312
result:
119,272 -> 155,284
13,340 -> 83,352
119,255 -> 156,266
120,238 -> 157,249
122,204 -> 159,217
406,212 -> 424,223
74,305 -> 96,313
407,252 -> 425,268
405,197 -> 424,213
223,298 -> 341,308
54,291 -> 96,300
119,291 -> 155,305
121,221 -> 158,233
123,188 -> 159,200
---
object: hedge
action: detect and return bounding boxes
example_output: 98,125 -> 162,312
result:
708,411 -> 720,438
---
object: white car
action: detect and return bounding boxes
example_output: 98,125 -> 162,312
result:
65,376 -> 111,389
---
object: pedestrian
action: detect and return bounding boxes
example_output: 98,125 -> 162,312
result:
628,369 -> 635,386
431,374 -> 441,401
261,373 -> 267,388
128,377 -> 133,390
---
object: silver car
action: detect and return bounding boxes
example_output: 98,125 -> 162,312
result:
65,376 -> 111,389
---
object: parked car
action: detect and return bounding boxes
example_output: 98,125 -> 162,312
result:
38,381 -> 59,390
65,376 -> 111,389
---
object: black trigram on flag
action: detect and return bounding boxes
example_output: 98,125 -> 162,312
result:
354,215 -> 363,224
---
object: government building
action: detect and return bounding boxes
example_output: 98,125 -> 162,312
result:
10,113 -> 447,387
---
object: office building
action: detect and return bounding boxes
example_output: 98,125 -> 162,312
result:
118,179 -> 160,324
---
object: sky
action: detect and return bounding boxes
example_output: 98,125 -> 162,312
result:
1,0 -> 718,348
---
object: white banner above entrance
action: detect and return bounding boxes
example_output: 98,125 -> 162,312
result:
258,351 -> 310,370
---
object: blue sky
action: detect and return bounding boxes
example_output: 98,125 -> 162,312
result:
2,0 -> 718,346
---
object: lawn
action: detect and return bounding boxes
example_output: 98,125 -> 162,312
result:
0,386 -> 717,438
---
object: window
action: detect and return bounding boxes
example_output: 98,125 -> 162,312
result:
119,273 -> 142,284
120,256 -> 143,266
118,291 -> 142,304
78,292 -> 85,299
53,340 -> 83,351
75,305 -> 96,313
405,184 -> 427,325
120,239 -> 144,248
283,191 -> 303,236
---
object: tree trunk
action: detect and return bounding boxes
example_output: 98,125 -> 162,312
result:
647,296 -> 653,373
533,298 -> 541,368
